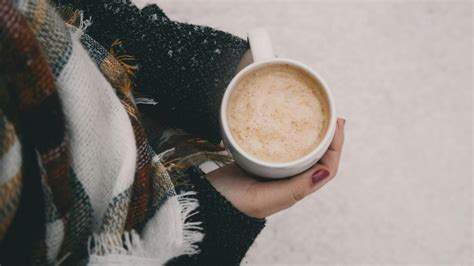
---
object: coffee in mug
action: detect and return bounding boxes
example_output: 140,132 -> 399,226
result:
220,28 -> 336,178
227,64 -> 330,163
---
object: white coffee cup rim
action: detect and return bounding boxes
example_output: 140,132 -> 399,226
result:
220,57 -> 337,169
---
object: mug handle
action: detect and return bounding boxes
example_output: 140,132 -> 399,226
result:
248,28 -> 275,62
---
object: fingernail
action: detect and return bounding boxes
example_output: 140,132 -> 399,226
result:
311,169 -> 330,185
338,118 -> 346,127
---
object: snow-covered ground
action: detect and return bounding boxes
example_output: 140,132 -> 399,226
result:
136,1 -> 472,264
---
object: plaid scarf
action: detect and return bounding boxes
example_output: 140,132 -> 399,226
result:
0,0 -> 211,264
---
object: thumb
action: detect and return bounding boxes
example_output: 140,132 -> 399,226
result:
254,164 -> 333,217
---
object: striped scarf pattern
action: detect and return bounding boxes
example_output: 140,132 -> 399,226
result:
0,0 -> 203,264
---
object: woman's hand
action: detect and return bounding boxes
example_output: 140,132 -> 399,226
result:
207,118 -> 346,219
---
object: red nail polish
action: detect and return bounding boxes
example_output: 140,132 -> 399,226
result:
311,169 -> 329,184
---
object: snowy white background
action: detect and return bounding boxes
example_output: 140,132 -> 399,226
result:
135,0 -> 472,265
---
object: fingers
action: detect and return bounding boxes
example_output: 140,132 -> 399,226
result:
319,118 -> 345,174
329,118 -> 345,152
251,163 -> 331,217
250,117 -> 346,217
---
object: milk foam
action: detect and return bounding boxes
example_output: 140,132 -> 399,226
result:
228,64 -> 329,163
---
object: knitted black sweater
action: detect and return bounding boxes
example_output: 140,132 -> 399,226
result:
54,1 -> 265,265
168,167 -> 266,266
57,0 -> 248,143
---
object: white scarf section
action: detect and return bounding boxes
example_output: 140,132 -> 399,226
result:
52,31 -> 203,265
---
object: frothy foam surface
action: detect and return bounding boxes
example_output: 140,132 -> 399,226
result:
227,64 -> 329,163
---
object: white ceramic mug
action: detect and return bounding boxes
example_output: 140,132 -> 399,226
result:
220,28 -> 337,178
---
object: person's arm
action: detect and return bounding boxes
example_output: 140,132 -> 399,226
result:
166,166 -> 265,266
140,115 -> 266,265
54,0 -> 248,143
143,117 -> 345,265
